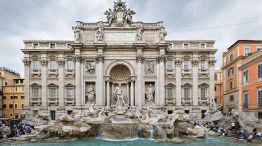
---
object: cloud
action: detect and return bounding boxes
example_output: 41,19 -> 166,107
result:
0,0 -> 262,76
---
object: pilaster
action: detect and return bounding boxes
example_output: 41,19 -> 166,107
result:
175,59 -> 182,106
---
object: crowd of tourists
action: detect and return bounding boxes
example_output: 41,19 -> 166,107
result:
194,120 -> 262,143
0,119 -> 34,139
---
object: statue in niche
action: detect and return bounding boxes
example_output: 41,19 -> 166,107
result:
136,26 -> 143,41
96,27 -> 104,41
159,28 -> 167,42
86,62 -> 95,74
73,27 -> 80,42
145,61 -> 154,74
146,84 -> 154,103
114,85 -> 126,107
86,84 -> 95,103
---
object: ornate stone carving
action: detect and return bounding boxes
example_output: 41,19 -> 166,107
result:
22,58 -> 31,66
208,59 -> 216,66
96,55 -> 104,63
73,27 -> 80,42
113,84 -> 128,114
191,59 -> 199,66
104,0 -> 136,27
159,28 -> 167,42
136,25 -> 144,41
40,58 -> 48,65
145,84 -> 154,103
136,55 -> 143,63
96,27 -> 104,42
58,59 -> 65,66
145,61 -> 154,74
74,55 -> 81,62
85,84 -> 95,103
86,62 -> 95,74
175,59 -> 182,66
158,55 -> 166,63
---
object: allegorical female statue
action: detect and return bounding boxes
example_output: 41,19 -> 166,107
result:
86,84 -> 95,104
114,85 -> 126,107
146,84 -> 154,103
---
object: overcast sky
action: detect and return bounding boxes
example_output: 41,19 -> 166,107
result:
1,0 -> 262,77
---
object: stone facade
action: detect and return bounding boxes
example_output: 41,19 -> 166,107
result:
21,0 -> 217,120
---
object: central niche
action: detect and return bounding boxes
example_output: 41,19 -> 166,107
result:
109,64 -> 131,83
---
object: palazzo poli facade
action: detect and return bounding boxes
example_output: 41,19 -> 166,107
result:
22,1 -> 217,119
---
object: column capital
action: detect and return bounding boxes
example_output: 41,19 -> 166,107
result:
175,59 -> 182,66
156,55 -> 166,63
130,76 -> 136,82
58,58 -> 65,66
74,55 -> 82,62
22,58 -> 31,66
136,55 -> 144,63
40,58 -> 48,66
208,59 -> 216,67
96,55 -> 104,63
192,59 -> 199,66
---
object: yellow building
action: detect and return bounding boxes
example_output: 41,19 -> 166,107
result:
0,76 -> 3,117
0,67 -> 24,119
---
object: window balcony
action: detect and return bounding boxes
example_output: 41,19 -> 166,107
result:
198,97 -> 209,106
182,69 -> 192,77
181,98 -> 192,106
65,98 -> 76,105
166,69 -> 175,76
65,69 -> 75,77
198,69 -> 209,77
48,98 -> 59,106
165,98 -> 176,105
30,98 -> 42,106
31,69 -> 41,77
48,69 -> 58,77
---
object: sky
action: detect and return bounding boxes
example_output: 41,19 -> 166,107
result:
1,0 -> 262,77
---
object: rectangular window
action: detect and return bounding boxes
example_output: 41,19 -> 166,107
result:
66,60 -> 74,72
200,61 -> 206,70
183,43 -> 189,48
228,67 -> 234,76
49,43 -> 56,48
49,60 -> 58,71
243,70 -> 248,83
230,54 -> 234,62
244,48 -> 250,56
31,61 -> 40,71
166,60 -> 173,72
15,104 -> 17,109
243,92 -> 248,110
258,89 -> 262,108
201,88 -> 206,98
49,88 -> 57,98
184,88 -> 189,98
21,96 -> 24,99
214,86 -> 217,91
3,96 -> 6,99
258,64 -> 262,79
66,88 -> 74,98
32,87 -> 39,98
183,60 -> 190,71
9,104 -> 13,109
229,80 -> 233,89
200,43 -> 206,48
3,104 -> 6,109
230,95 -> 234,101
33,43 -> 39,48
50,111 -> 56,120
167,88 -> 173,98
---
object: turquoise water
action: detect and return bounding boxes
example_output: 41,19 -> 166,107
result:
2,137 -> 256,146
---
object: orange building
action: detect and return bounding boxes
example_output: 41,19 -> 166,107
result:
239,50 -> 262,119
221,40 -> 262,113
214,70 -> 223,110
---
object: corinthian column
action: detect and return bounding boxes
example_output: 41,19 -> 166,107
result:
175,59 -> 182,106
159,55 -> 165,106
209,58 -> 216,107
96,55 -> 104,106
192,59 -> 199,106
136,55 -> 143,106
22,57 -> 30,109
58,56 -> 65,107
40,54 -> 48,107
75,55 -> 81,106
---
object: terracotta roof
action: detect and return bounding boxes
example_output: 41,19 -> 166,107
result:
227,40 -> 262,51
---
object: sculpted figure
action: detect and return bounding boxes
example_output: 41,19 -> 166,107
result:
136,26 -> 143,41
86,84 -> 95,103
114,85 -> 126,107
104,8 -> 114,25
86,62 -> 95,74
145,62 -> 154,73
96,27 -> 104,41
159,28 -> 167,42
73,28 -> 80,42
125,8 -> 135,23
146,84 -> 154,103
